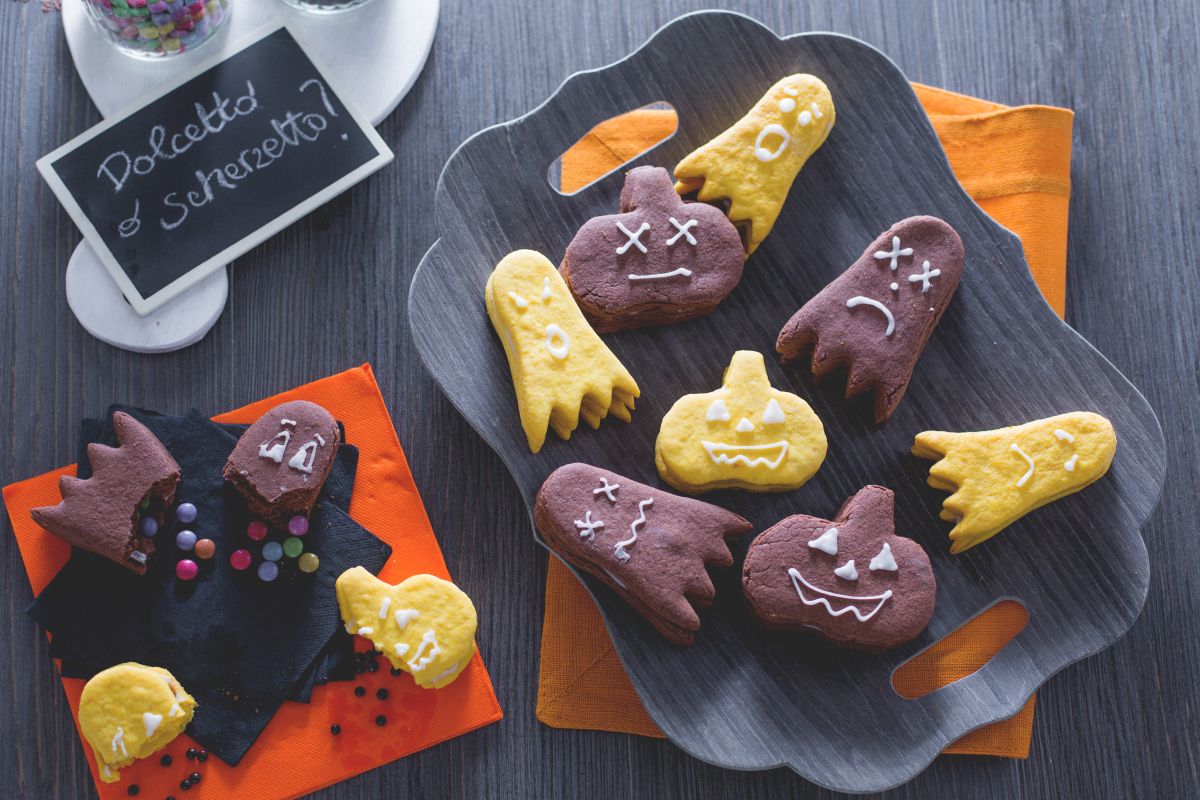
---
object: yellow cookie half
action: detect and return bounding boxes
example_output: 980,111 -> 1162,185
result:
655,350 -> 827,493
913,411 -> 1117,553
485,249 -> 640,453
336,567 -> 478,689
78,663 -> 196,783
674,73 -> 835,256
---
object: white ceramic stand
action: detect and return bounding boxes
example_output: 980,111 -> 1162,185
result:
59,0 -> 439,352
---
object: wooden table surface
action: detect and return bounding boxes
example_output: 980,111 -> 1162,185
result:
2,2 -> 1196,797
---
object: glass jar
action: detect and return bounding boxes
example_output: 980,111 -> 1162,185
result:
277,0 -> 376,13
82,0 -> 232,58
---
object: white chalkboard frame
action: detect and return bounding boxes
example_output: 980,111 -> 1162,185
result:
37,22 -> 394,317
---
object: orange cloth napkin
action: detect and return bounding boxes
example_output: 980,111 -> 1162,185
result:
538,83 -> 1074,758
2,364 -> 502,800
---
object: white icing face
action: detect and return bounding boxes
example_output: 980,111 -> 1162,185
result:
706,398 -> 731,421
287,433 -> 326,474
258,425 -> 293,463
788,568 -> 892,622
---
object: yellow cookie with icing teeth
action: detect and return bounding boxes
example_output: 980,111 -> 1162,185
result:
912,412 -> 1117,554
674,73 -> 835,256
485,249 -> 640,453
78,663 -> 196,783
336,567 -> 478,689
655,350 -> 827,493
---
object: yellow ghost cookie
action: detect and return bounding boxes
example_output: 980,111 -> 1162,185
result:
336,567 -> 478,689
78,663 -> 196,783
485,249 -> 640,453
655,350 -> 827,493
674,74 -> 835,256
912,412 -> 1117,553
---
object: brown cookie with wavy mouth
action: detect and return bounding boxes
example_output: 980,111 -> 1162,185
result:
742,485 -> 935,651
777,216 -> 963,423
223,400 -> 340,528
535,463 -> 753,645
31,412 -> 180,574
561,166 -> 744,332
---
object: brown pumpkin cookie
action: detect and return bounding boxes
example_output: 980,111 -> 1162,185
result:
742,485 -> 936,651
561,166 -> 744,331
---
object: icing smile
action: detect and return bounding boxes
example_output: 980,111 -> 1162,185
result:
627,267 -> 693,281
702,440 -> 789,469
787,568 -> 891,622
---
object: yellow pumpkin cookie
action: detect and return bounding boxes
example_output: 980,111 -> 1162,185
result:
674,74 -> 835,256
912,412 -> 1117,553
78,663 -> 196,783
336,567 -> 478,689
655,350 -> 827,493
485,249 -> 640,453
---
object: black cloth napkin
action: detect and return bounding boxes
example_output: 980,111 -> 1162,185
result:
29,408 -> 391,765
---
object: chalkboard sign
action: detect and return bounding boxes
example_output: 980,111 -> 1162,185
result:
38,25 -> 393,315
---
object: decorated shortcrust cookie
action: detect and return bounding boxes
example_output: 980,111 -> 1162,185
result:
32,411 -> 180,575
912,411 -> 1117,553
742,486 -> 936,651
78,663 -> 197,783
535,463 -> 753,645
655,350 -> 827,493
674,73 -> 835,256
777,216 -> 964,423
223,400 -> 341,528
486,249 -> 640,453
336,567 -> 478,689
561,166 -> 744,331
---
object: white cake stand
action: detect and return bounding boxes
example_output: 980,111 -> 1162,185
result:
59,0 -> 439,353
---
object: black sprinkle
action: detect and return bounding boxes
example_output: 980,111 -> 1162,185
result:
167,796 -> 177,800
375,714 -> 387,726
354,664 -> 365,674
126,786 -> 139,797
185,747 -> 197,760
367,661 -> 379,673
180,779 -> 192,791
354,686 -> 366,697
189,772 -> 202,784
160,754 -> 173,766
390,667 -> 402,677
197,750 -> 208,762
330,724 -> 341,736
376,688 -> 389,701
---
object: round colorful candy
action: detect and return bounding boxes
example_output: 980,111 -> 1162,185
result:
176,502 -> 198,524
282,537 -> 304,558
194,539 -> 216,560
176,559 -> 198,581
229,548 -> 252,571
288,516 -> 309,536
247,520 -> 268,541
139,496 -> 151,511
175,530 -> 197,550
139,516 -> 158,537
298,552 -> 320,574
262,541 -> 283,562
257,561 -> 279,582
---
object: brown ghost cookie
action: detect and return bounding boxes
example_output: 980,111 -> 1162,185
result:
742,486 -> 935,651
31,412 -> 180,574
535,463 -> 753,645
776,216 -> 963,423
223,400 -> 340,527
560,166 -> 744,331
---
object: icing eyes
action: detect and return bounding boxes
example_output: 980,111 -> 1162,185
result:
869,543 -> 898,572
287,434 -> 327,474
763,399 -> 785,424
258,420 -> 296,463
807,527 -> 838,555
707,399 -> 731,422
833,559 -> 858,580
